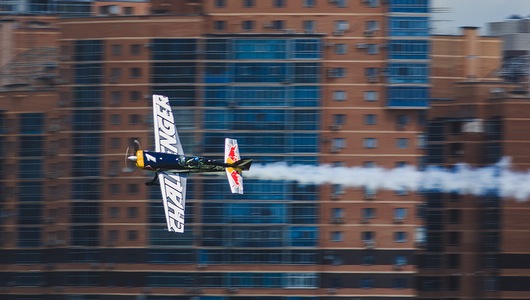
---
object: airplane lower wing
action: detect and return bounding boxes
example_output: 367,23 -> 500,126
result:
158,172 -> 187,233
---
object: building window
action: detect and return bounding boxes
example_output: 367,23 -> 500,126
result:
303,20 -> 316,32
333,90 -> 346,101
130,44 -> 141,55
362,231 -> 375,242
331,231 -> 343,242
394,231 -> 407,242
110,68 -> 121,82
110,114 -> 121,125
303,0 -> 315,7
272,20 -> 284,30
130,91 -> 141,101
109,207 -> 119,218
242,20 -> 254,31
335,43 -> 347,55
362,207 -> 375,219
367,44 -> 378,54
273,0 -> 285,7
111,44 -> 122,56
130,67 -> 142,78
243,0 -> 254,7
129,114 -> 142,125
363,138 -> 378,149
110,137 -> 120,149
394,208 -> 407,220
333,114 -> 346,126
396,138 -> 409,149
215,0 -> 226,7
364,114 -> 377,125
109,184 -> 120,194
124,7 -> 133,15
394,278 -> 407,289
394,255 -> 408,265
214,20 -> 226,31
366,20 -> 379,31
127,207 -> 138,218
331,138 -> 345,152
127,230 -> 138,241
110,91 -> 122,105
362,255 -> 375,265
364,91 -> 378,101
360,278 -> 374,289
334,20 -> 349,33
331,208 -> 344,218
127,184 -> 139,194
328,67 -> 346,78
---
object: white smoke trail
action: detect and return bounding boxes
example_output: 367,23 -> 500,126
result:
246,157 -> 530,201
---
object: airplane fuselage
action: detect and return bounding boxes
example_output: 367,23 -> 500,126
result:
132,150 -> 228,173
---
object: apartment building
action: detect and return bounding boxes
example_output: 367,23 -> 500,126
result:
418,26 -> 530,299
1,0 -> 430,299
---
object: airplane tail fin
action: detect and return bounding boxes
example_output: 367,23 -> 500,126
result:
224,138 -> 251,194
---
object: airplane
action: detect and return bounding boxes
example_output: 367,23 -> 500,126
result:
125,94 -> 253,233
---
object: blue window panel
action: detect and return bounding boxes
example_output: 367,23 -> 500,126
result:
233,39 -> 287,59
153,86 -> 196,106
71,202 -> 100,223
201,178 -> 288,201
292,62 -> 320,83
71,225 -> 100,246
72,179 -> 101,200
18,227 -> 41,248
15,250 -> 42,263
389,16 -> 429,36
233,86 -> 288,106
204,86 -> 229,106
203,132 -> 287,154
204,62 -> 231,83
16,272 -> 43,287
226,203 -> 287,224
73,133 -> 101,155
388,63 -> 429,84
149,226 -> 194,246
72,109 -> 102,131
289,133 -> 319,153
18,204 -> 42,225
389,0 -> 429,13
148,249 -> 195,264
19,136 -> 43,157
18,182 -> 42,202
289,226 -> 318,247
389,40 -> 430,60
19,159 -> 42,179
73,87 -> 102,108
205,39 -> 230,60
233,62 -> 288,83
74,63 -> 102,84
292,111 -> 320,130
290,203 -> 318,224
291,39 -> 322,59
68,249 -> 101,263
151,39 -> 198,60
387,86 -> 429,108
19,113 -> 44,134
74,40 -> 103,61
292,86 -> 320,107
152,62 -> 196,84
72,156 -> 101,177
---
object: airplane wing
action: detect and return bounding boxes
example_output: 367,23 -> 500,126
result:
152,94 -> 184,155
159,172 -> 187,233
152,94 -> 187,232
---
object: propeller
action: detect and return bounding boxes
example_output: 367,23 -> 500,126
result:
123,140 -> 142,173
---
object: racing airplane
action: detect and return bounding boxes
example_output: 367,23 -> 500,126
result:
126,94 -> 252,233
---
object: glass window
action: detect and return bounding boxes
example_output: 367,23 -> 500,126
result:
396,138 -> 409,148
333,114 -> 346,126
394,208 -> 407,220
273,0 -> 285,7
360,278 -> 374,289
394,255 -> 408,265
243,0 -> 254,8
303,0 -> 316,7
331,231 -> 343,242
111,44 -> 122,55
333,90 -> 346,101
130,44 -> 141,55
215,0 -> 225,7
242,20 -> 254,31
272,20 -> 284,30
335,43 -> 347,55
364,114 -> 377,125
362,207 -> 375,219
367,44 -> 378,54
364,91 -> 378,101
19,113 -> 44,134
130,67 -> 142,78
362,231 -> 375,242
363,138 -> 378,149
303,20 -> 316,32
394,231 -> 407,242
214,20 -> 226,31
331,208 -> 344,218
332,138 -> 345,151
362,255 -> 375,265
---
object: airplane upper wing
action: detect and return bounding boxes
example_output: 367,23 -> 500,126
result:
152,94 -> 187,233
152,94 -> 184,155
159,172 -> 187,233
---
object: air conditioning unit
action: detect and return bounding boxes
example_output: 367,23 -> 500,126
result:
367,76 -> 379,83
364,30 -> 375,37
263,23 -> 273,28
330,217 -> 345,224
393,218 -> 404,224
364,240 -> 376,249
360,218 -> 370,224
332,30 -> 344,36
356,43 -> 368,49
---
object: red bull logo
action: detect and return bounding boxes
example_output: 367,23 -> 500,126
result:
228,146 -> 238,163
230,170 -> 241,186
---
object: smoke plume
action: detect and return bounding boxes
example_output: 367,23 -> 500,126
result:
246,157 -> 530,200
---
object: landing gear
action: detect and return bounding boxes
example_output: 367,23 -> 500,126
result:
145,173 -> 159,186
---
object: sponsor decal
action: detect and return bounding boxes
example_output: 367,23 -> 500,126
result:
154,95 -> 179,155
161,175 -> 185,232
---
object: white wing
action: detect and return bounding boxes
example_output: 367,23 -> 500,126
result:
159,172 -> 187,233
152,94 -> 184,155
